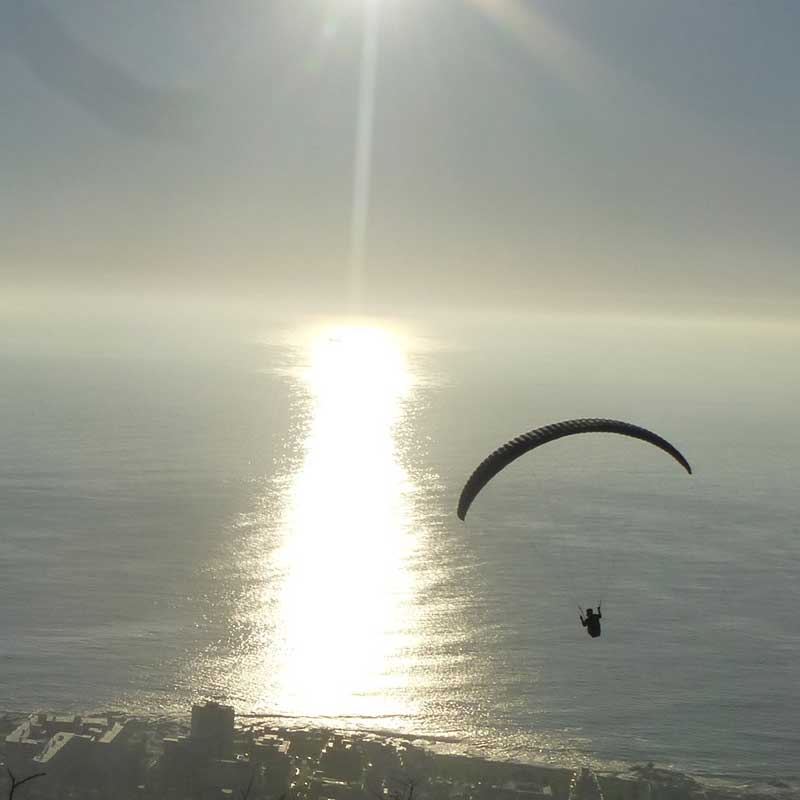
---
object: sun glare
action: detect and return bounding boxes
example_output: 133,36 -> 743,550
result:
241,324 -> 420,720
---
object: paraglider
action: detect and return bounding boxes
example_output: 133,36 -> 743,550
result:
580,604 -> 602,638
457,418 -> 691,521
456,418 -> 692,638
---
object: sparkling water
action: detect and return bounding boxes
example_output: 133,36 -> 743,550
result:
1,306 -> 797,783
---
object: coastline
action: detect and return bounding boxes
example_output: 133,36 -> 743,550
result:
2,711 -> 795,800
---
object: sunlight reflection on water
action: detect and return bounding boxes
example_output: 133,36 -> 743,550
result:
234,323 -> 422,719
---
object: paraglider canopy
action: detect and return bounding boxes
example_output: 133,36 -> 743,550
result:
457,418 -> 691,520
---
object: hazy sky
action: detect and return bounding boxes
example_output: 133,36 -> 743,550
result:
2,1 -> 799,316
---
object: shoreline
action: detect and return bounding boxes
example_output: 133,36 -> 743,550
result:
2,711 -> 796,800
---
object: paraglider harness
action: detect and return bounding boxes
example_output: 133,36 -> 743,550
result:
579,603 -> 602,638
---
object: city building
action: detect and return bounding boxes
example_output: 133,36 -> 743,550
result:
191,702 -> 235,759
319,736 -> 362,783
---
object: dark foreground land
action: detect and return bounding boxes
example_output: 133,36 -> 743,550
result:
1,709 -> 796,800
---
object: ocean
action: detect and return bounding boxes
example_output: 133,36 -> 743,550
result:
1,304 -> 798,784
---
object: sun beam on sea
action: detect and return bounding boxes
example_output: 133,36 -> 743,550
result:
245,323 -> 421,721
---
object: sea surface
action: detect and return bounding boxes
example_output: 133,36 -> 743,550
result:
1,303 -> 798,784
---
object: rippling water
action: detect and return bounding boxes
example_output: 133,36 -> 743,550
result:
1,307 -> 798,782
